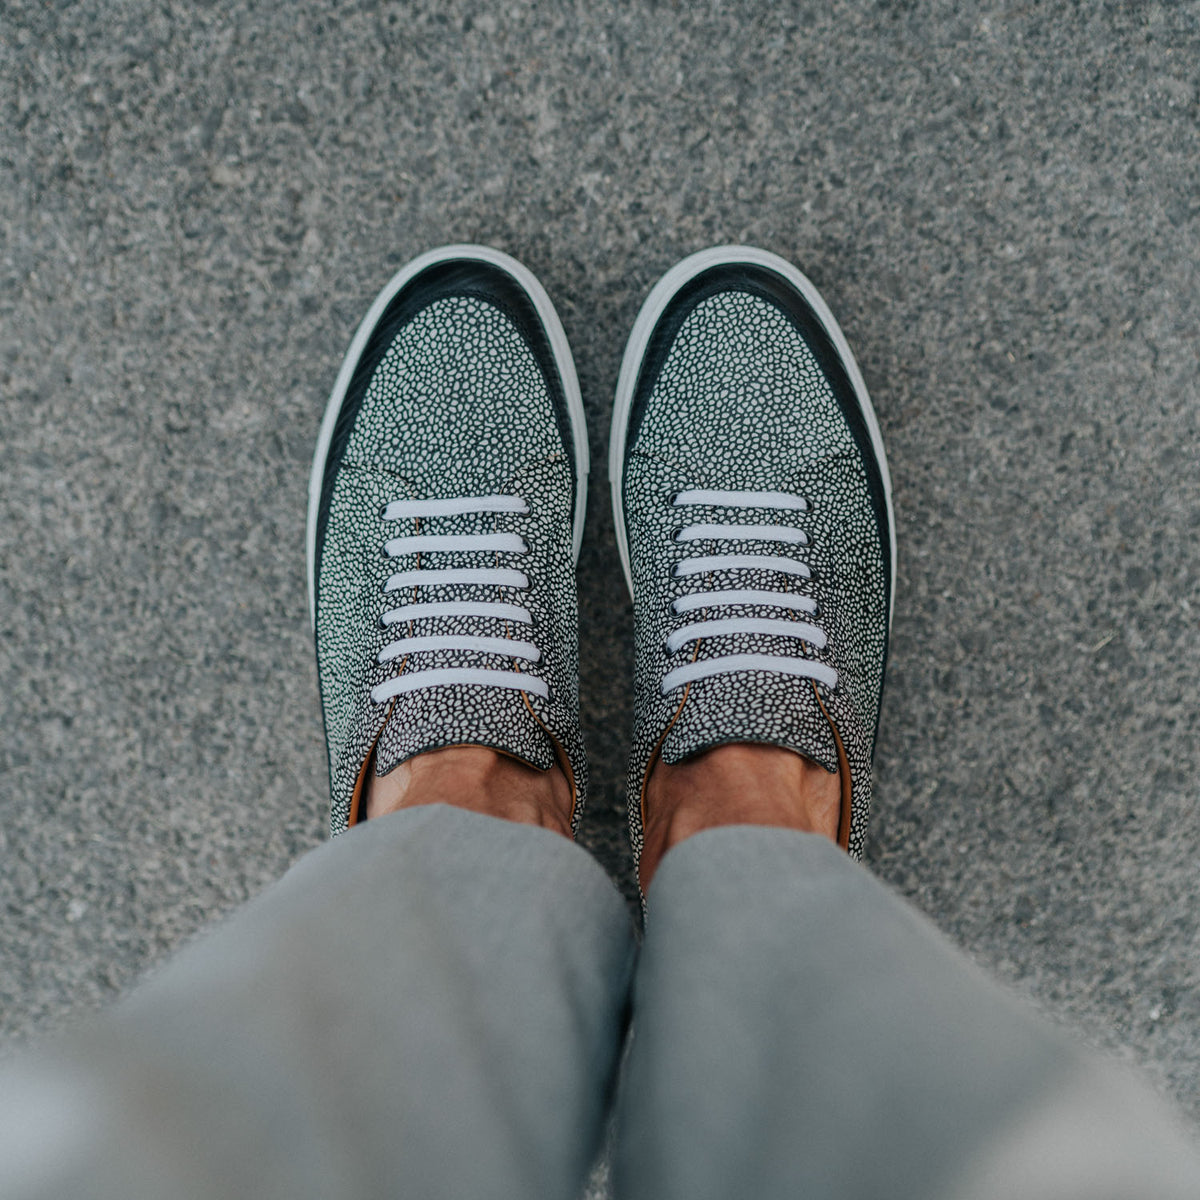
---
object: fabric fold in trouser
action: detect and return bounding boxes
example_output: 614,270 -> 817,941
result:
4,812 -> 1200,1200
614,826 -> 1200,1200
0,805 -> 635,1200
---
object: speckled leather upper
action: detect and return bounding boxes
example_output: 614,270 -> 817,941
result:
315,283 -> 586,835
620,277 -> 890,873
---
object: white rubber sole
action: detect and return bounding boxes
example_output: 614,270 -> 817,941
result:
608,245 -> 897,633
306,244 -> 589,629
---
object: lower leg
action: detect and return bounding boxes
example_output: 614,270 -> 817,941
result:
0,806 -> 633,1200
638,743 -> 840,890
616,827 -> 1200,1200
367,745 -> 574,838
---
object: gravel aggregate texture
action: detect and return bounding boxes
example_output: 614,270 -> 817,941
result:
3,0 -> 1200,1158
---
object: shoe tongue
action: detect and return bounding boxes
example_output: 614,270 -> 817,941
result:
374,680 -> 557,776
658,565 -> 840,774
659,670 -> 839,773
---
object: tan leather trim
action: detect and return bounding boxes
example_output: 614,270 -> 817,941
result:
347,698 -> 395,828
639,637 -> 704,828
810,681 -> 853,851
520,690 -> 580,833
638,682 -> 692,834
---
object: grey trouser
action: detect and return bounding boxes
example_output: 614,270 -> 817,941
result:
1,804 -> 1197,1200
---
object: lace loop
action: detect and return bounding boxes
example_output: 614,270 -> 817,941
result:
673,488 -> 808,512
666,617 -> 826,656
384,567 -> 528,592
382,495 -> 529,519
383,532 -> 528,556
381,600 -> 532,627
675,523 -> 809,546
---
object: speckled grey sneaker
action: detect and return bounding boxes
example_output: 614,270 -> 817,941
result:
610,246 -> 895,879
308,245 -> 589,836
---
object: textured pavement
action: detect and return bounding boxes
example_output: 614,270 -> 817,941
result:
3,0 -> 1200,1147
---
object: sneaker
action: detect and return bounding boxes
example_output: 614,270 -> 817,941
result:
609,246 -> 895,877
308,245 -> 589,835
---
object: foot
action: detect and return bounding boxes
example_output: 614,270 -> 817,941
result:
609,245 -> 895,896
308,246 -> 589,835
366,746 -> 575,838
639,743 -> 841,889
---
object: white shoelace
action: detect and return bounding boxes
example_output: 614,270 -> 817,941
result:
370,495 -> 548,703
661,489 -> 838,693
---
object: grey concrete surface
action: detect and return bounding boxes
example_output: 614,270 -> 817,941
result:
3,0 -> 1200,1153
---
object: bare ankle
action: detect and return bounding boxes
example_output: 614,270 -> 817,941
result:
366,745 -> 574,838
639,743 -> 840,891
